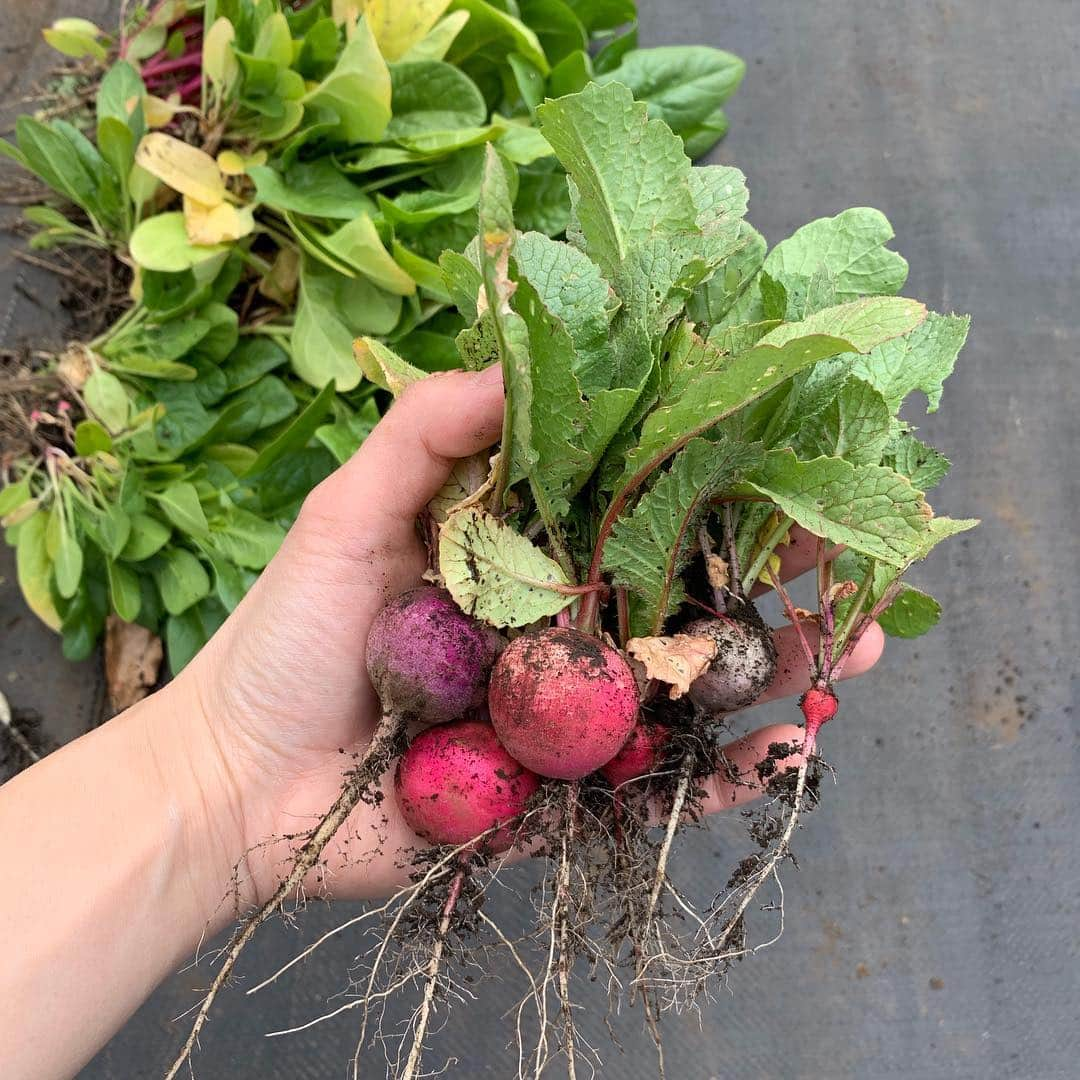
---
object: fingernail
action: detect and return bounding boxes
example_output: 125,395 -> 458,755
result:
477,362 -> 504,385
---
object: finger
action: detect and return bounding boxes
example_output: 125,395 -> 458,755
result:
311,365 -> 505,534
748,526 -> 844,597
700,723 -> 808,814
752,620 -> 885,706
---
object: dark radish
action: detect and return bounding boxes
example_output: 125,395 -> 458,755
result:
367,586 -> 504,724
395,721 -> 540,853
600,722 -> 672,787
684,610 -> 777,713
488,627 -> 639,780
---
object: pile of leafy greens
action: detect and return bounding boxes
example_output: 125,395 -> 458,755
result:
360,84 -> 973,653
0,1 -> 744,671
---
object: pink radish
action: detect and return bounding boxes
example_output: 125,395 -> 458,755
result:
395,721 -> 540,852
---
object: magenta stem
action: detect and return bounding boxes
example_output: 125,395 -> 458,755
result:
141,51 -> 203,79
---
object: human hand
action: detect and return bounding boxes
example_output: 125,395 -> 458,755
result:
160,366 -> 885,921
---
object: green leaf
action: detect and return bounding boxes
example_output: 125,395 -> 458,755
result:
15,510 -> 62,631
799,376 -> 894,465
245,380 -> 336,477
213,375 -> 297,443
108,560 -> 142,622
107,355 -> 199,380
248,160 -> 375,219
94,502 -> 132,560
849,311 -> 970,413
402,11 -> 472,62
74,420 -> 113,456
221,337 -> 289,391
537,82 -> 697,286
166,598 -> 228,674
153,547 -> 211,615
0,477 -> 33,518
439,506 -> 571,627
727,207 -> 909,326
311,215 -> 416,295
120,513 -> 171,562
446,0 -> 549,74
547,49 -> 592,97
154,482 -> 209,537
520,0 -> 587,65
129,213 -> 229,273
13,116 -> 103,219
882,432 -> 951,492
292,256 -> 402,390
386,60 -> 488,136
303,17 -> 392,143
604,436 -> 764,635
738,451 -> 933,566
681,106 -> 730,159
206,508 -> 285,569
597,46 -> 744,135
512,229 -> 615,395
620,297 -> 926,491
878,585 -> 941,639
316,400 -> 380,464
53,513 -> 84,599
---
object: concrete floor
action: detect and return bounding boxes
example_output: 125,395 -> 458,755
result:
2,1 -> 1078,1077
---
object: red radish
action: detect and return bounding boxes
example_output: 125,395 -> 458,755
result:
800,685 -> 838,738
366,586 -> 504,725
600,722 -> 672,787
488,627 -> 639,780
394,721 -> 540,853
684,614 -> 777,714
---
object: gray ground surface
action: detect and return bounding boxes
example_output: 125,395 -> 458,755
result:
2,2 -> 1078,1078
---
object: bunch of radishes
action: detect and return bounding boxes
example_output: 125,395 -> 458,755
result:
374,584 -> 779,854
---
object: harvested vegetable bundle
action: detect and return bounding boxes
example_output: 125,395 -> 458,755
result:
164,83 -> 975,1078
1,0 -> 744,674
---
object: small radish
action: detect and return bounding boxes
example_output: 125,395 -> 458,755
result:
394,721 -> 540,852
488,627 -> 639,780
800,685 -> 838,739
600,722 -> 672,787
366,586 -> 504,725
684,612 -> 777,714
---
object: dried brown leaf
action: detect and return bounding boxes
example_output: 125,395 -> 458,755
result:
626,633 -> 719,699
104,616 -> 163,713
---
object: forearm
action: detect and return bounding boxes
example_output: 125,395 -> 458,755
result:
0,683 -> 242,1080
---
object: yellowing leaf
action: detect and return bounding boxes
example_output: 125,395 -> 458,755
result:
439,506 -> 571,627
428,452 -> 495,522
332,0 -> 362,27
15,510 -> 62,632
203,17 -> 239,93
627,634 -> 719,699
217,148 -> 268,176
142,93 -> 197,128
183,197 -> 255,244
353,337 -> 425,394
136,133 -> 227,205
361,0 -> 452,61
43,18 -> 106,60
402,10 -> 471,62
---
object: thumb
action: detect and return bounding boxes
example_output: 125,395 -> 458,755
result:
318,364 -> 505,535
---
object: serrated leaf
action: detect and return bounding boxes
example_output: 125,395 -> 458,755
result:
739,451 -> 934,566
439,506 -> 571,626
619,297 -> 926,493
477,147 -> 536,493
878,585 -> 941,638
800,377 -> 893,465
883,432 -> 951,491
850,311 -> 970,413
604,436 -> 763,634
910,515 -> 979,560
512,230 -> 616,395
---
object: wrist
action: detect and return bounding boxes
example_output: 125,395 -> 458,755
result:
135,677 -> 257,935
